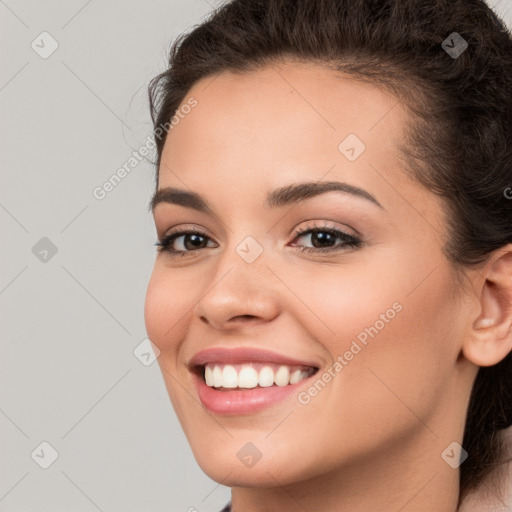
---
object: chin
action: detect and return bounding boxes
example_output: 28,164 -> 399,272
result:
190,436 -> 323,489
197,459 -> 301,488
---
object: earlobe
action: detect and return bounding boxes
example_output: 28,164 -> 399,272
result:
462,246 -> 512,367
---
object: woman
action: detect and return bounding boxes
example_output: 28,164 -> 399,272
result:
144,0 -> 512,510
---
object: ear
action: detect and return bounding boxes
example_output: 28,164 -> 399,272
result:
462,244 -> 512,367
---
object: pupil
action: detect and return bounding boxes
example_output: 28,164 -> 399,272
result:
313,231 -> 334,247
186,234 -> 205,249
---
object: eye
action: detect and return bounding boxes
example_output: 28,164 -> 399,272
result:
154,227 -> 217,256
289,221 -> 362,254
154,222 -> 362,257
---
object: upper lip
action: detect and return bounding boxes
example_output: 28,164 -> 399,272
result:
188,347 -> 320,369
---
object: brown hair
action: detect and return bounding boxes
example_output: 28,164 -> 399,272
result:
148,0 -> 512,504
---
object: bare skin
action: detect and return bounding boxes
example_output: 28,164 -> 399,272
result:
144,60 -> 512,512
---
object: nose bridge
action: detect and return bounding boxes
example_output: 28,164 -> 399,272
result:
194,230 -> 279,326
211,231 -> 272,295
216,214 -> 274,275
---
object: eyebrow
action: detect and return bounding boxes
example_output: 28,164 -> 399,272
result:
149,180 -> 384,214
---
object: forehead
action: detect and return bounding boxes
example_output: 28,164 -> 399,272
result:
161,60 -> 408,177
171,60 -> 406,151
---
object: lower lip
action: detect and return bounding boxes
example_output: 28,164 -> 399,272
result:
193,371 -> 316,415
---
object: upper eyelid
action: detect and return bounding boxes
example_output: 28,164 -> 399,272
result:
159,223 -> 214,239
152,194 -> 375,238
157,215 -> 359,235
292,221 -> 358,237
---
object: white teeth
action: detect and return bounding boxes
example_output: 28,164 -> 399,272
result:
212,366 -> 223,387
289,369 -> 302,384
205,366 -> 213,386
258,366 -> 274,387
222,365 -> 238,388
203,363 -> 315,389
274,365 -> 290,386
238,366 -> 259,388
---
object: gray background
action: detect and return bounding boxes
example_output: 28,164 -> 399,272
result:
1,1 -> 511,511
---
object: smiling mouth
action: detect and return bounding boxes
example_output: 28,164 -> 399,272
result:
193,362 -> 319,390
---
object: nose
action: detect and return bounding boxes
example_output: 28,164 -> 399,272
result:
194,244 -> 280,331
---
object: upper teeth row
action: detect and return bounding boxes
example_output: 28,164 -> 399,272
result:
204,364 -> 314,389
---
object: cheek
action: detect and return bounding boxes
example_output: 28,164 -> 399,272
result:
283,260 -> 407,355
144,265 -> 188,354
144,267 -> 196,419
144,271 -> 166,346
292,252 -> 460,412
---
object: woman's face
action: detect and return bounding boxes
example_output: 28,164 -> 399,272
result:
145,61 -> 476,489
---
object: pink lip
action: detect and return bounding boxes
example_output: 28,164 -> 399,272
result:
193,372 -> 317,415
189,346 -> 319,368
188,346 -> 320,415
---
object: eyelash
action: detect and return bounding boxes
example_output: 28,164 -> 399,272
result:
154,222 -> 362,257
